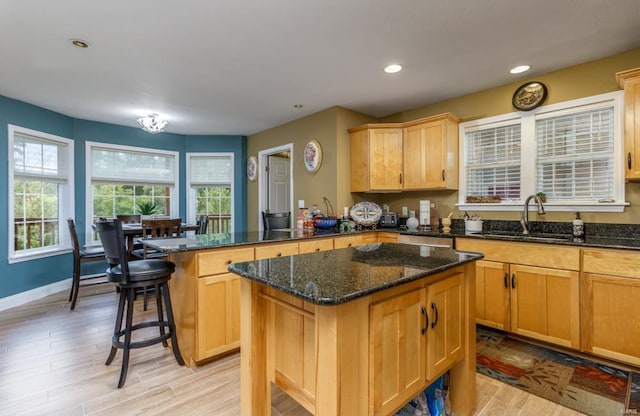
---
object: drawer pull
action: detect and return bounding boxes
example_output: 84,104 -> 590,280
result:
315,248 -> 320,252
441,169 -> 445,181
225,259 -> 232,265
421,306 -> 428,334
629,152 -> 632,170
277,252 -> 282,257
511,273 -> 516,289
431,302 -> 439,329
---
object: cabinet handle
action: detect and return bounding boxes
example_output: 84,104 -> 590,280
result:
276,252 -> 282,257
226,259 -> 232,265
315,248 -> 320,252
399,173 -> 403,184
629,152 -> 632,170
503,272 -> 508,288
441,169 -> 445,182
511,273 -> 516,289
421,306 -> 428,335
347,243 -> 352,247
431,302 -> 439,329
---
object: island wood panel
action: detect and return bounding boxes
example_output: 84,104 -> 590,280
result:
241,263 -> 476,416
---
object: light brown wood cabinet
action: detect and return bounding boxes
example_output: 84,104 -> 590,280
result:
403,114 -> 460,190
369,272 -> 463,415
455,239 -> 580,349
349,113 -> 460,192
582,248 -> 640,366
349,124 -> 403,192
617,67 -> 640,180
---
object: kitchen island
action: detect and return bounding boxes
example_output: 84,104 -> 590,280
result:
229,243 -> 482,416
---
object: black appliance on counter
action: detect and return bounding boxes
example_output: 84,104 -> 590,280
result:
378,212 -> 398,228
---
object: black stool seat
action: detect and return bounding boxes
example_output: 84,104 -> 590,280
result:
95,218 -> 184,388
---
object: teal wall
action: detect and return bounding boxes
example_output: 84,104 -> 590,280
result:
0,95 -> 247,299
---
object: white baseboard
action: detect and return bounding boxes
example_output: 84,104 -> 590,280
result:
0,278 -> 72,312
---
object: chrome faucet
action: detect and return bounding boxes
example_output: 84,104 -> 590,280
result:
521,194 -> 546,235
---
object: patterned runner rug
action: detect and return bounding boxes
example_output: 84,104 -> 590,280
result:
476,326 -> 640,416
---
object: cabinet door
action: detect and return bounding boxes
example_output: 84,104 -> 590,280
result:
427,273 -> 463,380
369,128 -> 403,191
617,68 -> 640,180
369,288 -> 426,416
585,273 -> 640,366
510,264 -> 579,348
196,272 -> 241,360
475,260 -> 510,331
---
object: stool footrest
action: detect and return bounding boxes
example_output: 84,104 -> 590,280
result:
111,320 -> 172,350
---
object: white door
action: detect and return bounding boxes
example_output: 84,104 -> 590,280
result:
268,155 -> 290,213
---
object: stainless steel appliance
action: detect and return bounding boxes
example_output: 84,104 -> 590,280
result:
378,212 -> 398,228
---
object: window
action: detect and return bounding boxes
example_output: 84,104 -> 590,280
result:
86,142 -> 178,242
186,153 -> 234,234
8,125 -> 74,262
459,91 -> 625,212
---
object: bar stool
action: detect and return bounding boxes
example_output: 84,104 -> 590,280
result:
94,218 -> 184,388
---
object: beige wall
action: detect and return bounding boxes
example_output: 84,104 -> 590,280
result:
248,48 -> 640,227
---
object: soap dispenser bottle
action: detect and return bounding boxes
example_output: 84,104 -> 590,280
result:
572,212 -> 584,238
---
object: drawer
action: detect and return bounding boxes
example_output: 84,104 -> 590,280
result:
334,234 -> 372,249
583,249 -> 640,279
197,247 -> 255,277
298,238 -> 334,254
455,238 -> 580,271
254,242 -> 299,260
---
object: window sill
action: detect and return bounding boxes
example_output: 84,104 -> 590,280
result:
456,202 -> 629,213
8,247 -> 71,264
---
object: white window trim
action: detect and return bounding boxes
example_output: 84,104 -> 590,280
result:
8,125 -> 75,263
186,152 -> 235,230
85,141 -> 179,243
458,91 -> 626,213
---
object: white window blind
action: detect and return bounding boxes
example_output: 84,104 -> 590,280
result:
91,147 -> 175,184
536,107 -> 614,201
465,124 -> 521,201
13,133 -> 70,182
189,155 -> 232,185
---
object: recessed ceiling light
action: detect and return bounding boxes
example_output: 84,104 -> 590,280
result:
70,39 -> 89,48
510,65 -> 531,74
293,104 -> 304,108
384,64 -> 403,74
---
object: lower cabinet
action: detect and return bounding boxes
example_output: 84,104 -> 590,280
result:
369,272 -> 463,416
197,272 -> 241,359
456,239 -> 580,349
583,248 -> 640,366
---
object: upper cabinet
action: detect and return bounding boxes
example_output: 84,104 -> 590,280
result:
349,124 -> 403,192
403,113 -> 460,190
348,113 -> 460,193
617,67 -> 640,180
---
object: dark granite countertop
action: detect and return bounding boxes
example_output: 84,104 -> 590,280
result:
228,243 -> 482,305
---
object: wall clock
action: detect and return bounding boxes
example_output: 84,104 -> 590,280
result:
512,81 -> 547,111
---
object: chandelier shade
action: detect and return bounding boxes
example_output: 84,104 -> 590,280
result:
137,114 -> 168,134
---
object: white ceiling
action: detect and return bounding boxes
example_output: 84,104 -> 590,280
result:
1,0 -> 640,136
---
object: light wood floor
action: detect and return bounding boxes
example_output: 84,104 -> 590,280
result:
0,284 -> 586,416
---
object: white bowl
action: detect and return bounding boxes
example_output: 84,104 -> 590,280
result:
464,219 -> 483,232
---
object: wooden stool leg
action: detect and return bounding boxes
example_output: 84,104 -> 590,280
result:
117,287 -> 136,388
161,283 -> 184,366
106,287 -> 126,366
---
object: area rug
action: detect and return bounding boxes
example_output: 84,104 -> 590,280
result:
476,326 -> 640,416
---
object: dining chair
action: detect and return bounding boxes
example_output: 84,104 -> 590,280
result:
131,218 -> 182,259
195,215 -> 209,235
117,214 -> 143,253
67,218 -> 108,310
93,218 -> 184,388
262,211 -> 291,230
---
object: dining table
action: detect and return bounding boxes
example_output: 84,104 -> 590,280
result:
121,222 -> 200,254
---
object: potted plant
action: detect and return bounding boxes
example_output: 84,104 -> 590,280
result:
536,192 -> 547,203
137,200 -> 158,220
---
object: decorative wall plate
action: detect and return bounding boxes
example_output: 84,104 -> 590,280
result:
304,139 -> 322,173
512,81 -> 547,111
247,156 -> 257,181
350,201 -> 382,226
